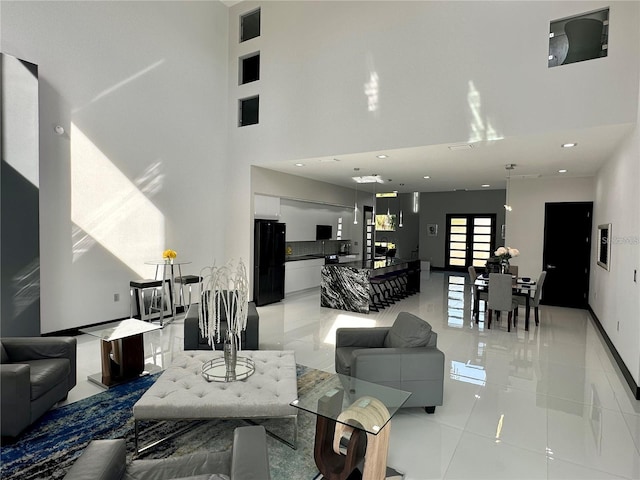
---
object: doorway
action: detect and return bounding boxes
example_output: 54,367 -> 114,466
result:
541,202 -> 593,308
445,214 -> 497,271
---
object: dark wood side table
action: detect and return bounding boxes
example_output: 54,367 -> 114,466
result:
80,318 -> 161,388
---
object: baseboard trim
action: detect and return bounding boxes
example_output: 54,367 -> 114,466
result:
588,305 -> 640,400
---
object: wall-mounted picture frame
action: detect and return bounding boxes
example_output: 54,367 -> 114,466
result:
427,224 -> 438,236
597,223 -> 611,271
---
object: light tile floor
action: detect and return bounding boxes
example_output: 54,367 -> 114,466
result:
63,271 -> 640,479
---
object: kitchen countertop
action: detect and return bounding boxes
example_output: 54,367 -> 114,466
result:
285,253 -> 356,262
324,257 -> 417,271
286,254 -> 325,262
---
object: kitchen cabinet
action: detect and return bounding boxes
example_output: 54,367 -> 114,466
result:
285,258 -> 324,294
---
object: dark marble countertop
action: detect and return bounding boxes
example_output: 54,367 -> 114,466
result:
285,254 -> 325,262
325,257 -> 417,271
286,253 -> 356,262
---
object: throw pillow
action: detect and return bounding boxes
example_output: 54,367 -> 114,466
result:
384,312 -> 432,348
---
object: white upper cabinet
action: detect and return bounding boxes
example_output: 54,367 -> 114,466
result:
254,194 -> 280,220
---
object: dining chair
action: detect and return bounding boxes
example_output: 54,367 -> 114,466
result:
487,273 -> 519,332
468,266 -> 488,320
515,271 -> 546,326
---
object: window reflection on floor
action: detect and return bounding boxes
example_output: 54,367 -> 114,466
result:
447,275 -> 466,328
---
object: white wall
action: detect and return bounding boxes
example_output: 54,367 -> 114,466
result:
419,190 -> 507,268
590,102 -> 640,384
280,199 -> 355,242
228,1 -> 638,166
2,1 -> 230,332
507,177 -> 595,281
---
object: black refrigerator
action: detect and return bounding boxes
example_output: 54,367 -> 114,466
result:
254,220 -> 286,306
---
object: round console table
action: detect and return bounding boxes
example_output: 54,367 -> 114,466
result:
201,356 -> 255,382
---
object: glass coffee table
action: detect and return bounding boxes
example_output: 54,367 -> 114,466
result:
80,318 -> 162,388
291,373 -> 411,480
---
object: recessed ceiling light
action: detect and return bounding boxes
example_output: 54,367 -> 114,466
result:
481,184 -> 490,188
376,154 -> 388,159
423,175 -> 431,179
558,169 -> 567,173
448,144 -> 472,151
562,143 -> 577,148
295,163 -> 304,167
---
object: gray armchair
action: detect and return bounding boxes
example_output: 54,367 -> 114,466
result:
1,336 -> 77,437
63,425 -> 271,480
335,312 -> 445,413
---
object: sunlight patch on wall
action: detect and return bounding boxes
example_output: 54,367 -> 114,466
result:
467,80 -> 503,143
70,123 -> 164,276
323,313 -> 376,345
12,258 -> 40,318
72,60 -> 165,113
364,54 -> 380,115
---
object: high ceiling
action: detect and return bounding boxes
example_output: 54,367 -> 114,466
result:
257,123 -> 633,194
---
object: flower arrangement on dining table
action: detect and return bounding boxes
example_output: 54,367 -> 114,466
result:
495,246 -> 519,273
494,246 -> 519,261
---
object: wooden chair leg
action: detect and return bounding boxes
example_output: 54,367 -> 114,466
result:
507,312 -> 512,332
535,307 -> 539,326
487,310 -> 492,329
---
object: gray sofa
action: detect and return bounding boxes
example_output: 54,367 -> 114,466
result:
1,336 -> 77,437
335,312 -> 444,413
63,425 -> 271,480
184,302 -> 259,351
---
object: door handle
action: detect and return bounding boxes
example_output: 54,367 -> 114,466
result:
546,264 -> 557,269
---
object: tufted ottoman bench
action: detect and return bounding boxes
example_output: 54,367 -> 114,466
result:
133,350 -> 298,452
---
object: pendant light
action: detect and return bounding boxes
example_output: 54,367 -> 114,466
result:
353,175 -> 359,225
398,186 -> 404,228
504,163 -> 515,212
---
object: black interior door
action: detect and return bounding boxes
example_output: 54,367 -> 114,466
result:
542,202 -> 593,308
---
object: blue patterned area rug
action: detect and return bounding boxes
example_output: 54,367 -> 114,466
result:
1,364 -> 333,480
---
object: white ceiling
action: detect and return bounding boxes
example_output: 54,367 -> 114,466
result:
257,123 -> 633,194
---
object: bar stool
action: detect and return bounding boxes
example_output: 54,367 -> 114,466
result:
175,275 -> 202,310
130,279 -> 167,322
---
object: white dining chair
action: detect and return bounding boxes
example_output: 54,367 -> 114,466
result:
487,273 -> 519,332
515,271 -> 547,326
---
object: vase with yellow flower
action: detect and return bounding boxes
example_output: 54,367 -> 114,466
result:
163,249 -> 177,264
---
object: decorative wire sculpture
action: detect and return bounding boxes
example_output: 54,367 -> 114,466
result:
198,258 -> 249,351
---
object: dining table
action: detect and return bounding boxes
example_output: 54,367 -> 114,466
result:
144,260 -> 192,325
474,274 -> 537,330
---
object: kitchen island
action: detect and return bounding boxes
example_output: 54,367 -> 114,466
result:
321,258 -> 420,313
